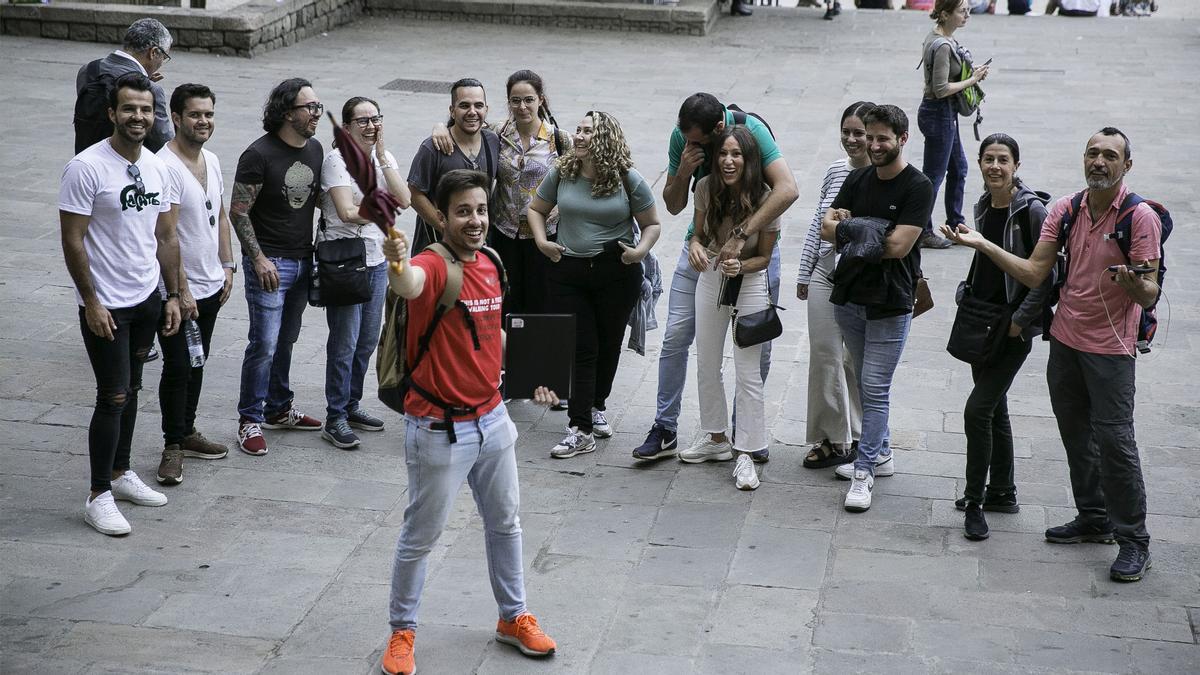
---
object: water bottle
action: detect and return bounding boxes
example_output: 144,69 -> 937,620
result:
183,320 -> 205,368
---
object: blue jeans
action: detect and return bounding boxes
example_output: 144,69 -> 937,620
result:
389,404 -> 525,629
918,97 -> 968,234
324,262 -> 387,420
237,256 -> 310,423
654,242 -> 781,432
835,303 -> 911,475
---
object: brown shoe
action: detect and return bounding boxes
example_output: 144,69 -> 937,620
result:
156,445 -> 183,485
182,430 -> 229,459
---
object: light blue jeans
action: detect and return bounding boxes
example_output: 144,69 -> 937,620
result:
834,303 -> 911,476
654,242 -> 781,432
237,256 -> 309,422
388,403 -> 525,630
324,262 -> 387,420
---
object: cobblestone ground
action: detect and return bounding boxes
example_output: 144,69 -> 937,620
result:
1,5 -> 1198,673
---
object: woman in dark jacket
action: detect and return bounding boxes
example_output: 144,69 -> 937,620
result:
941,133 -> 1050,541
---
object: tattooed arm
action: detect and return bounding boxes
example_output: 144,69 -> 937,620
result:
230,181 -> 279,292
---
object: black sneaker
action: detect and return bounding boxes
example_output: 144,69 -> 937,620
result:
632,424 -> 678,461
955,489 -> 1020,514
347,408 -> 385,432
1045,519 -> 1116,544
1109,546 -> 1151,582
749,448 -> 770,464
321,417 -> 361,449
963,503 -> 989,541
919,233 -> 954,249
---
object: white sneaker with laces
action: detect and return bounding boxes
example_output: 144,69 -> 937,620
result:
590,408 -> 613,438
844,469 -> 874,512
85,491 -> 131,535
734,454 -> 760,491
110,471 -> 168,507
836,453 -> 893,480
679,437 -> 734,464
551,427 -> 597,459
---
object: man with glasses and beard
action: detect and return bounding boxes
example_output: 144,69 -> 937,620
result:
152,83 -> 237,485
231,78 -> 325,456
60,72 -> 184,536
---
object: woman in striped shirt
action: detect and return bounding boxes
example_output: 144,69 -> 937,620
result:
795,101 -> 874,470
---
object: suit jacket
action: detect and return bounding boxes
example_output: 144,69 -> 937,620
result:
75,51 -> 173,152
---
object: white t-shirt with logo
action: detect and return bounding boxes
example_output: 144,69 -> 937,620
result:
159,145 -> 225,299
58,140 -> 171,309
318,148 -> 398,267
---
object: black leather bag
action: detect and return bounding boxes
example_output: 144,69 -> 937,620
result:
946,257 -> 1012,365
310,234 -> 371,308
723,273 -> 784,349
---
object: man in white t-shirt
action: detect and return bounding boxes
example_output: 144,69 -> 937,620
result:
153,83 -> 238,485
59,73 -> 184,537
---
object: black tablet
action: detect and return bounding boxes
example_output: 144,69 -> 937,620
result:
503,314 -> 575,400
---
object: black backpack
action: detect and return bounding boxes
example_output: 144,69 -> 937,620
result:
726,104 -> 775,140
74,60 -> 116,154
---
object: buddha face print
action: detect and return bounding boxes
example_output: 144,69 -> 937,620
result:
283,161 -> 315,209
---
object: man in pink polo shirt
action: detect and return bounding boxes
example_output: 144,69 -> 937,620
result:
942,127 -> 1162,583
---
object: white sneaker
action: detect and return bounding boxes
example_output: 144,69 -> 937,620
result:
679,437 -> 734,464
734,454 -> 760,491
844,469 -> 874,512
110,471 -> 168,507
836,454 -> 894,480
591,408 -> 613,438
551,427 -> 597,459
85,491 -> 131,535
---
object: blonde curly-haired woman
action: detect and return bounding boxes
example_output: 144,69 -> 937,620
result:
527,111 -> 661,458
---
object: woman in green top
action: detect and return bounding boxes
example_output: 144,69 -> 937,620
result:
527,111 -> 661,459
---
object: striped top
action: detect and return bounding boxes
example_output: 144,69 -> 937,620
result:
797,157 -> 852,285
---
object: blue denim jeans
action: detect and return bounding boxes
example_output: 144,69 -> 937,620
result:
835,303 -> 911,475
918,97 -> 968,234
324,262 -> 387,420
389,403 -> 525,629
654,241 -> 781,432
237,256 -> 310,422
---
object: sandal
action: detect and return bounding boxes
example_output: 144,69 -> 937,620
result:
803,439 -> 856,469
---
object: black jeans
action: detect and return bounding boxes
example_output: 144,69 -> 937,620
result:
1046,337 -> 1150,551
547,250 -> 643,432
158,290 -> 223,445
491,230 -> 554,318
963,335 -> 1032,503
79,291 -> 161,493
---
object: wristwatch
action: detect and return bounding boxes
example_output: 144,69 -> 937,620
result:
732,226 -> 750,241
222,261 -> 238,273
166,292 -> 180,300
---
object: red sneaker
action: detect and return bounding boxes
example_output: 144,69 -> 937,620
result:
263,407 -> 322,430
237,419 -> 268,456
381,629 -> 414,675
495,613 -> 556,657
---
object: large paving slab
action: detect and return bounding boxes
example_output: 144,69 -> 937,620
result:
1,5 -> 1199,673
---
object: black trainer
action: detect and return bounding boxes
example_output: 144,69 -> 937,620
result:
1109,546 -> 1151,582
347,408 -> 386,432
632,424 -> 678,461
955,489 -> 1019,514
1045,519 -> 1116,544
963,503 -> 989,541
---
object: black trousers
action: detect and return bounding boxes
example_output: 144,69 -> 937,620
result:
158,290 -> 223,445
963,336 -> 1032,504
547,251 -> 643,432
79,291 -> 161,493
490,230 -> 554,318
1047,337 -> 1150,551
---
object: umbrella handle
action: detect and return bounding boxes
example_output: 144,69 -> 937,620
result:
387,227 -> 405,275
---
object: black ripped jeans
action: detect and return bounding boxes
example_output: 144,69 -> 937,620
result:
79,291 -> 161,493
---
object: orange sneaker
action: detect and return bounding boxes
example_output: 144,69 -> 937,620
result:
381,629 -> 415,675
495,613 -> 556,657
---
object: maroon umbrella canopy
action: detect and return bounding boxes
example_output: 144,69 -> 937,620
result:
328,113 -> 405,268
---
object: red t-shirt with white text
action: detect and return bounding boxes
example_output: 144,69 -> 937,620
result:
404,251 -> 503,419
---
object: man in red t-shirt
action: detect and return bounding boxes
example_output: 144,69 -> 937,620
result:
378,169 -> 558,675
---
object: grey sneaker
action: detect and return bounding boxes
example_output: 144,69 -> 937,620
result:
347,408 -> 386,432
590,408 -> 613,438
679,437 -> 734,464
551,427 -> 596,459
156,444 -> 183,485
322,417 -> 361,449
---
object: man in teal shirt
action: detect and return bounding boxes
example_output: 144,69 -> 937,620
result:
633,92 -> 798,462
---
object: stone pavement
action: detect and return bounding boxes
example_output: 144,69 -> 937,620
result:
2,6 -> 1199,674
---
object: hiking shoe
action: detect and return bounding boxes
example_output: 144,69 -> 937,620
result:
381,629 -> 414,675
964,502 -> 990,541
495,613 -> 556,657
590,408 -> 613,438
844,469 -> 874,512
836,453 -> 893,479
237,419 -> 268,456
85,491 -> 131,536
263,407 -> 322,430
919,233 -> 954,249
322,417 -> 361,450
955,490 -> 1019,513
1109,546 -> 1152,582
679,437 -> 734,464
156,444 -> 183,485
111,470 -> 168,506
803,440 -> 856,469
632,424 -> 678,461
1045,519 -> 1117,544
551,427 -> 596,459
749,448 -> 770,463
734,454 -> 760,491
181,431 -> 229,459
347,408 -> 386,432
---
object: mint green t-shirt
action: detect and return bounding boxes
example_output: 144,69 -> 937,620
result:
535,165 -> 656,258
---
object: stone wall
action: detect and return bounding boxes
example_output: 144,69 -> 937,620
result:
365,0 -> 716,36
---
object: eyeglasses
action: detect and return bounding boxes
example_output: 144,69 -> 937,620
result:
509,96 -> 538,108
155,45 -> 172,62
126,164 -> 145,197
351,114 -> 384,129
292,102 -> 325,116
206,199 -> 215,228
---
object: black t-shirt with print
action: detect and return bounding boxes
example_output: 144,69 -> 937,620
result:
235,133 -> 324,258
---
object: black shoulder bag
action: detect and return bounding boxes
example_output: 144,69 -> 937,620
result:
310,218 -> 372,307
945,255 -> 1013,365
723,272 -> 785,349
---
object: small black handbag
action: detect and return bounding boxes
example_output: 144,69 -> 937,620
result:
723,273 -> 784,349
946,257 -> 1013,365
310,221 -> 371,308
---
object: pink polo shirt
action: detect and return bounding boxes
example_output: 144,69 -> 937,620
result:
1039,185 -> 1162,356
